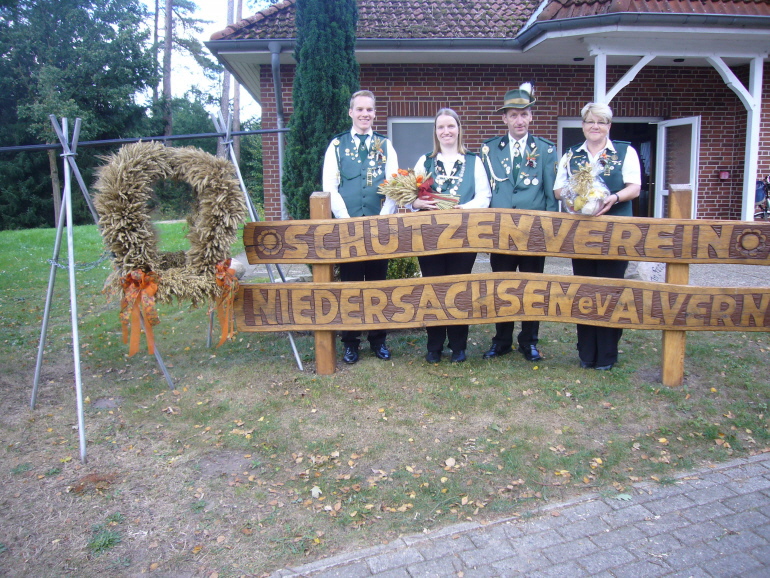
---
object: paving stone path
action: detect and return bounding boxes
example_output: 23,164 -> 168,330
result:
271,453 -> 770,577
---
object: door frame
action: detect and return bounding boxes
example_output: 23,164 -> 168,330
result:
653,116 -> 701,219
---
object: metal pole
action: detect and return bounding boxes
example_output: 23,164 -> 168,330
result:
31,190 -> 68,409
212,112 -> 304,371
137,315 -> 175,390
59,118 -> 88,463
48,115 -> 99,225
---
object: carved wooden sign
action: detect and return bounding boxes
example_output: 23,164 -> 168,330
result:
244,209 -> 770,265
235,272 -> 770,333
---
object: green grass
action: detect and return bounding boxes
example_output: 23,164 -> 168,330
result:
87,525 -> 122,555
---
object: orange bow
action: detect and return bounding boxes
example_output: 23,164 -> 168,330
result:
214,259 -> 239,347
120,270 -> 159,357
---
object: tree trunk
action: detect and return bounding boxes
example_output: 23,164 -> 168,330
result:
152,0 -> 160,104
232,0 -> 242,163
217,0 -> 235,158
162,0 -> 173,137
48,150 -> 61,228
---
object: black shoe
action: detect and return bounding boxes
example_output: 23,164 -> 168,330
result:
595,364 -> 613,371
518,344 -> 543,362
371,343 -> 391,360
425,351 -> 442,363
482,344 -> 512,359
450,350 -> 466,363
342,345 -> 359,364
580,361 -> 595,369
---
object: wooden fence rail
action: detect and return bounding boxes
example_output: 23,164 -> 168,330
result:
235,191 -> 770,382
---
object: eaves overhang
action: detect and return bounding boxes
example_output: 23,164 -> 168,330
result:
207,12 -> 770,68
205,37 -> 523,66
518,12 -> 770,47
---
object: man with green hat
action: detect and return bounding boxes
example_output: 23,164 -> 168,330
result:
480,82 -> 559,363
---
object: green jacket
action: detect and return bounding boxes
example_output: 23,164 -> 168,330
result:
481,133 -> 559,211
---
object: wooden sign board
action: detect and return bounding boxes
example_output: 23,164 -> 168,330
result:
243,209 -> 770,265
235,272 -> 770,333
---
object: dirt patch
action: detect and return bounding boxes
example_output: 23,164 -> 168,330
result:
190,450 -> 254,480
92,397 -> 123,409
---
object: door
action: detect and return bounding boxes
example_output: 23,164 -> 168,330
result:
654,117 -> 700,218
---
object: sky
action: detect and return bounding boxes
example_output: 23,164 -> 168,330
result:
142,0 -> 268,121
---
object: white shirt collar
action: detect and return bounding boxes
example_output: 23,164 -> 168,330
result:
350,129 -> 373,139
509,133 -> 529,150
577,139 -> 616,153
437,152 -> 465,164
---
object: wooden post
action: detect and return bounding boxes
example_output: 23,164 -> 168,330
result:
662,185 -> 692,386
309,192 -> 336,374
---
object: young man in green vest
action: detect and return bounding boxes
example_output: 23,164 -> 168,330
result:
480,83 -> 559,363
322,90 -> 400,364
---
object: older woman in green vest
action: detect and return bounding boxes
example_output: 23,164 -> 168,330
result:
555,102 -> 641,370
411,108 -> 492,363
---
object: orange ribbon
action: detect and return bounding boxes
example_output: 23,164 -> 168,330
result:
417,176 -> 435,199
120,270 -> 159,357
214,259 -> 239,347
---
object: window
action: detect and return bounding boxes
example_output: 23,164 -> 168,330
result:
388,118 -> 434,170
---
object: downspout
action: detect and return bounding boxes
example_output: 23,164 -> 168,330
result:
269,42 -> 288,220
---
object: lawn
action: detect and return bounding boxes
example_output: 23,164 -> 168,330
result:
0,222 -> 768,576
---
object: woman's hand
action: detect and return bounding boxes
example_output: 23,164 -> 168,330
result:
413,197 -> 439,210
594,193 -> 617,216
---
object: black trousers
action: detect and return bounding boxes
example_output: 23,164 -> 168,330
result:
571,258 -> 629,366
418,252 -> 477,353
489,252 -> 545,349
339,259 -> 388,347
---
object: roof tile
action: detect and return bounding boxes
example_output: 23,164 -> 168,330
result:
538,0 -> 770,21
211,0 -> 541,41
211,0 -> 770,42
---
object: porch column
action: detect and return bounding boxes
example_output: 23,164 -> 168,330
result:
707,55 -> 765,220
593,52 -> 607,103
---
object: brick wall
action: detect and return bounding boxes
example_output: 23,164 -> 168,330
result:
260,61 -> 770,221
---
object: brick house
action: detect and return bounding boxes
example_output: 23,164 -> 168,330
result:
206,0 -> 770,222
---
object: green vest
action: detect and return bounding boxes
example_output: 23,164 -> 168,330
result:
566,141 -> 632,216
334,131 -> 389,217
422,153 -> 477,205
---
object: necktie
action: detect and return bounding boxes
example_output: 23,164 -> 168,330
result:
356,134 -> 368,161
512,141 -> 521,181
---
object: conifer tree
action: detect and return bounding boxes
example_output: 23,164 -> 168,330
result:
282,0 -> 359,219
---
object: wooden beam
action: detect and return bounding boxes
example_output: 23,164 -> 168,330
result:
309,192 -> 336,375
244,210 -> 770,265
235,271 -> 770,333
662,186 -> 693,386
